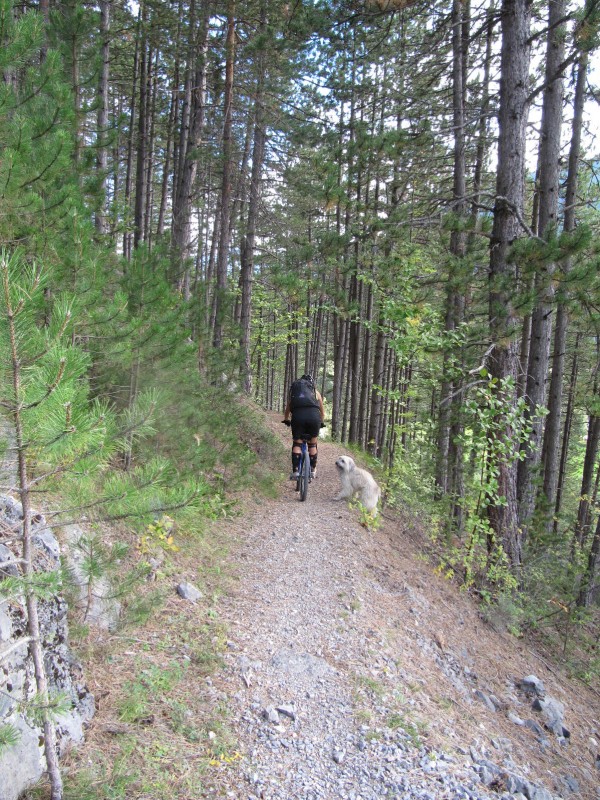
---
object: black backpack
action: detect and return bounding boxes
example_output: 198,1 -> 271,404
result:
289,377 -> 319,410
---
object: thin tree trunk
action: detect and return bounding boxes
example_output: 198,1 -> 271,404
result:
358,283 -> 374,447
133,5 -> 149,251
2,263 -> 63,800
368,310 -> 386,456
239,1 -> 267,395
157,88 -> 177,239
124,38 -> 139,259
574,411 -> 600,548
144,47 -> 158,249
554,333 -> 580,532
95,0 -> 111,235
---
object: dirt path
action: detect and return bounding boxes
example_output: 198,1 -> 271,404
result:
205,417 -> 600,800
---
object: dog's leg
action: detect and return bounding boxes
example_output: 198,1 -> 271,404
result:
334,477 -> 354,501
333,491 -> 351,501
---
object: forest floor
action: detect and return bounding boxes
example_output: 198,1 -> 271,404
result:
199,413 -> 600,800
63,411 -> 600,800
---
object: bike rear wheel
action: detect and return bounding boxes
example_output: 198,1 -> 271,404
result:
299,449 -> 310,501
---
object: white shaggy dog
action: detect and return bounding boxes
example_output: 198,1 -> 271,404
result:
334,456 -> 380,514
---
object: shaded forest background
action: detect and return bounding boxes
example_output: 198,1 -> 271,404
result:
2,0 -> 600,679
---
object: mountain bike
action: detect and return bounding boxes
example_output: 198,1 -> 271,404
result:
282,422 -> 312,502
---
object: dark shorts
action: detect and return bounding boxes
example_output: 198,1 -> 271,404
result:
291,407 -> 321,440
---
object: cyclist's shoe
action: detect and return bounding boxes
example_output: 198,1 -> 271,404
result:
289,471 -> 299,480
310,468 -> 317,479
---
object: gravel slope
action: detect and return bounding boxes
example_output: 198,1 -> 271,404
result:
205,425 -> 600,800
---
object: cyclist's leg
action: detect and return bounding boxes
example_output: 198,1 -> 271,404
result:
291,439 -> 303,474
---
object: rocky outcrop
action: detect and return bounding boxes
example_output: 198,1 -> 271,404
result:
0,495 -> 94,800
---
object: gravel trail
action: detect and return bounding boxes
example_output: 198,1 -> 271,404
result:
205,430 -> 599,800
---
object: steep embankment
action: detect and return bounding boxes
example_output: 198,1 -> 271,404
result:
202,414 -> 599,800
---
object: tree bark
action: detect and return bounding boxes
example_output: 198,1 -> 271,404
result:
2,261 -> 63,800
95,0 -> 111,236
487,0 -> 532,568
171,2 -> 211,284
239,1 -> 267,395
133,4 -> 149,251
517,0 -> 566,530
213,2 -> 236,350
554,333 -> 580,531
541,51 -> 588,522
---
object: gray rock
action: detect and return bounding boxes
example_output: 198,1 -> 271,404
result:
0,607 -> 11,641
508,711 -> 525,726
32,527 -> 60,563
0,716 -> 44,800
474,690 -> 497,712
532,696 -> 569,739
176,581 -> 203,602
262,706 -> 280,724
491,737 -> 512,752
529,786 -> 553,800
61,525 -> 121,630
0,494 -> 94,800
0,544 -> 19,577
0,495 -> 23,525
524,718 -> 544,736
271,649 -> 331,679
519,675 -> 546,698
558,775 -> 579,794
276,704 -> 296,720
505,773 -> 532,796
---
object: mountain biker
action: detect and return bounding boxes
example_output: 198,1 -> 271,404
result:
283,374 -> 325,480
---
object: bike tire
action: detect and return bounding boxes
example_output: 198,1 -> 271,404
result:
300,449 -> 310,501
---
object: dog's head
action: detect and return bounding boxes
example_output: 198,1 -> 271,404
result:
335,456 -> 355,473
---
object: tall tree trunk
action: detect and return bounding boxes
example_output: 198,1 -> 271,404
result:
358,283 -> 374,447
133,5 -> 149,250
157,87 -> 177,239
171,2 -> 211,284
122,12 -> 140,261
542,51 -> 588,522
487,0 -> 532,568
517,0 -> 566,531
347,271 -> 362,444
436,0 -> 467,502
239,1 -> 267,395
95,0 -> 111,235
213,1 -> 236,350
144,47 -> 158,248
